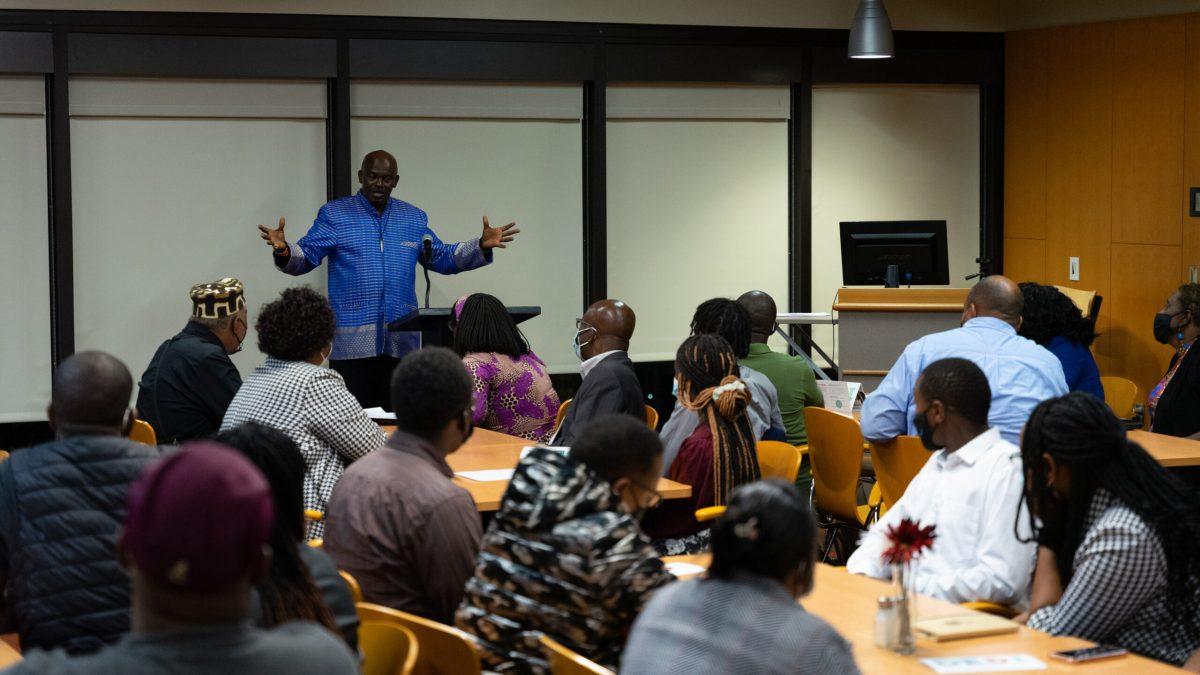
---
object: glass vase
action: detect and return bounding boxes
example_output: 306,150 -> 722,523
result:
891,562 -> 916,655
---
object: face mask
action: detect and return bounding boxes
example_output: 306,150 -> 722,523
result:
230,318 -> 246,355
914,409 -> 942,451
1154,312 -> 1181,345
572,328 -> 594,361
671,377 -> 680,398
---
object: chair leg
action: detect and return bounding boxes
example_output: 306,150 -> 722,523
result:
820,527 -> 838,564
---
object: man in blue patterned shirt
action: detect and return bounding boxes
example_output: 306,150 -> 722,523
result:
258,150 -> 519,407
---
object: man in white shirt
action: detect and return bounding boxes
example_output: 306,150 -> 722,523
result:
847,357 -> 1034,605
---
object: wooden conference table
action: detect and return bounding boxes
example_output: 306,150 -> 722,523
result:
664,555 -> 1181,673
1132,430 -> 1200,468
379,426 -> 692,511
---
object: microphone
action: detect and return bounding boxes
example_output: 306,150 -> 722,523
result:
421,234 -> 433,309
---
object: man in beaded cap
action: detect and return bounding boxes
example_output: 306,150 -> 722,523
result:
135,278 -> 247,443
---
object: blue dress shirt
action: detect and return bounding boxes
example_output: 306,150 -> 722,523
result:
860,317 -> 1068,444
279,192 -> 490,360
1045,336 -> 1104,400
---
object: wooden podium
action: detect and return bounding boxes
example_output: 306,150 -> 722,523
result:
834,288 -> 970,391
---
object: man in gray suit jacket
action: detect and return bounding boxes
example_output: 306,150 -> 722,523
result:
554,300 -> 645,445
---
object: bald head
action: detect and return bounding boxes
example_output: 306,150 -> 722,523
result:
50,351 -> 133,434
358,150 -> 399,212
737,290 -> 777,344
579,299 -> 636,359
964,275 -> 1023,328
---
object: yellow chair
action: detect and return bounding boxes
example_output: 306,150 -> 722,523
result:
304,509 -> 325,522
339,569 -> 363,604
756,440 -> 803,483
694,505 -> 725,522
804,407 -> 870,562
540,635 -> 615,675
0,450 -> 9,462
553,399 -> 658,434
961,601 -> 1019,619
307,539 -> 323,549
1100,376 -> 1144,429
868,435 -> 931,515
357,602 -> 482,675
128,419 -> 157,445
359,620 -> 419,675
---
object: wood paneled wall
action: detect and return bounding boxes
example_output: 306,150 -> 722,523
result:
1005,13 -> 1200,399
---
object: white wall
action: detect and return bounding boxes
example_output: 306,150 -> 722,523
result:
351,81 -> 583,372
606,85 -> 790,362
70,78 -> 328,386
811,84 -> 980,367
0,77 -> 51,422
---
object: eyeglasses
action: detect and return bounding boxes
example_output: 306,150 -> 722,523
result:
575,319 -> 595,333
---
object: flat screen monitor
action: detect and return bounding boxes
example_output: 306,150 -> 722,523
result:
840,220 -> 950,286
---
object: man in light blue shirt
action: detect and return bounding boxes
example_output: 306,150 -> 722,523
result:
860,275 -> 1068,445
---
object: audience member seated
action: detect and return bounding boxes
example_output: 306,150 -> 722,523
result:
6,443 -> 358,674
1149,283 -> 1200,439
660,298 -> 785,471
452,293 -> 560,442
136,278 -> 247,443
221,286 -> 385,539
1015,393 -> 1200,667
554,299 -> 644,445
623,480 -> 861,675
324,347 -> 481,624
860,275 -> 1067,445
456,415 -> 674,674
216,422 -> 358,649
847,358 -> 1033,605
0,351 -> 160,654
642,334 -> 761,555
1017,283 -> 1103,400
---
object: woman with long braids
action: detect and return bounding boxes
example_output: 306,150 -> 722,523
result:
1015,392 -> 1200,666
217,422 -> 359,649
642,333 -> 760,554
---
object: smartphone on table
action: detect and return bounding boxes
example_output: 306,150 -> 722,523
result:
1049,645 -> 1128,663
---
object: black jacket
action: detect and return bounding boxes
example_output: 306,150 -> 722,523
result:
0,436 -> 161,654
136,321 -> 242,443
1153,343 -> 1200,438
555,352 -> 644,445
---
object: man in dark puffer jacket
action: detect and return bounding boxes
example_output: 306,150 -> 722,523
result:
0,351 -> 161,654
456,415 -> 675,674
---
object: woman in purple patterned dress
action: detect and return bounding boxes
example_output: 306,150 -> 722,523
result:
452,293 -> 561,442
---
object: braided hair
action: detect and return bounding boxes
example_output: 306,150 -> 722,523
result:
690,298 -> 752,358
675,334 -> 760,505
1017,282 -> 1098,347
216,423 -> 338,634
1016,393 -> 1200,640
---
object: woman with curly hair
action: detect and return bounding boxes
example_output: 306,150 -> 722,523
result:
641,333 -> 760,555
1017,283 -> 1103,400
221,286 -> 385,539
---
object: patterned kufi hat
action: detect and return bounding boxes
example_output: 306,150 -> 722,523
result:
190,278 -> 245,319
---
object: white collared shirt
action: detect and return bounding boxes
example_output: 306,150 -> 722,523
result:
846,427 -> 1035,605
580,350 -> 621,380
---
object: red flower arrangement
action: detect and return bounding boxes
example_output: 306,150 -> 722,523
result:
881,518 -> 937,566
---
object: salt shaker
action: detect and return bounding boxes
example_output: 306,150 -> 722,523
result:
874,596 -> 899,649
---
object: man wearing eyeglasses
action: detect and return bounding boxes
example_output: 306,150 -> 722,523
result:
553,299 -> 645,445
258,149 -> 520,408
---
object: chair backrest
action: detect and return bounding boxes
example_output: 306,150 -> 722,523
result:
1100,376 -> 1139,419
643,405 -> 659,431
804,407 -> 865,524
694,505 -> 726,522
339,569 -> 364,604
1054,285 -> 1100,323
868,436 -> 931,511
756,440 -> 803,483
128,419 -> 157,446
555,399 -> 572,430
540,635 -> 615,675
359,620 -> 419,675
0,450 -> 9,462
357,602 -> 482,675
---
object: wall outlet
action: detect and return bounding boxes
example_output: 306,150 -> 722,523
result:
1069,257 -> 1080,281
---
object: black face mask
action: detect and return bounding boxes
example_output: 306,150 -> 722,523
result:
914,409 -> 943,451
1154,312 -> 1183,345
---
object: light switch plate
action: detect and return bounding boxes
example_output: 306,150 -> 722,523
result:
1069,257 -> 1080,281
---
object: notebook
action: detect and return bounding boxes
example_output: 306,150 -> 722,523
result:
914,614 -> 1019,642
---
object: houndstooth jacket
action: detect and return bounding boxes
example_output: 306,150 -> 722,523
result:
221,357 -> 386,539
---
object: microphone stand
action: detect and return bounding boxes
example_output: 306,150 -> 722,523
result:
422,239 -> 433,309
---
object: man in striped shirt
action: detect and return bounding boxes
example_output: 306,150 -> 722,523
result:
258,149 -> 519,407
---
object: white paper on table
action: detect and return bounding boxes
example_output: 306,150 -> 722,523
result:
520,446 -> 570,459
454,469 -> 515,482
919,654 -> 1046,674
663,561 -> 707,578
816,380 -> 863,416
363,407 -> 397,421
